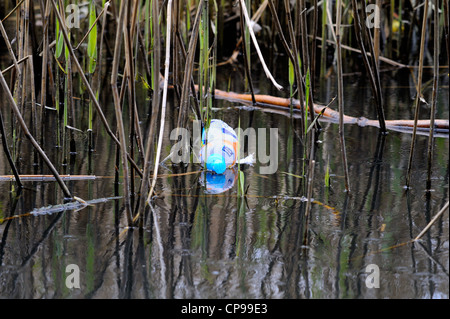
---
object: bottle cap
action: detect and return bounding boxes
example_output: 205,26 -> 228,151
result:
206,154 -> 226,174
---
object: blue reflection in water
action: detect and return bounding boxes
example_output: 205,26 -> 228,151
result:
199,167 -> 238,194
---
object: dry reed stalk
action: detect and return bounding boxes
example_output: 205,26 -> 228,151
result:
336,0 -> 350,192
110,0 -> 133,225
426,0 -> 440,190
0,56 -> 29,74
414,201 -> 449,241
373,0 -> 381,65
0,18 -> 21,75
238,0 -> 256,104
406,0 -> 429,188
177,0 -> 203,130
239,0 -> 282,91
351,0 -> 387,133
122,0 -> 142,206
74,1 -> 110,50
283,0 -> 306,135
360,4 -> 387,133
444,0 -> 449,68
137,0 -> 161,219
146,0 -> 174,207
310,0 -> 318,90
39,0 -> 50,142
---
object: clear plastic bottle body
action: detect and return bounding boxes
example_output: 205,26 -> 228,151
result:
199,120 -> 238,173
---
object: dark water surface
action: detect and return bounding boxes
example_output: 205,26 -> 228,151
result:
0,62 -> 448,299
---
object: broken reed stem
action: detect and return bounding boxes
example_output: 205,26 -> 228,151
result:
406,0 -> 429,188
146,0 -> 173,207
336,0 -> 350,193
426,0 -> 440,190
110,0 -> 133,225
0,70 -> 72,198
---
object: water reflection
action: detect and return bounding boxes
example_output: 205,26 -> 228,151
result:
0,68 -> 448,299
199,168 -> 238,194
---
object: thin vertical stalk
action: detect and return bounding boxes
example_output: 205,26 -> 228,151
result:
283,0 -> 305,137
443,0 -> 449,70
138,0 -> 161,217
39,0 -> 50,144
426,0 -> 439,190
177,1 -> 203,130
336,0 -> 350,192
240,0 -> 282,90
374,0 -> 381,65
110,0 -> 133,225
320,0 -> 328,78
146,0 -> 173,206
238,0 -> 256,105
310,0 -> 318,86
351,0 -> 387,133
406,0 -> 429,188
298,0 -> 309,78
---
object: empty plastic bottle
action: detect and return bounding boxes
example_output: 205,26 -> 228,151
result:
199,119 -> 238,174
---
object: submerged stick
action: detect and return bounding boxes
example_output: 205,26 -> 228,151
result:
0,175 -> 97,181
206,87 -> 449,134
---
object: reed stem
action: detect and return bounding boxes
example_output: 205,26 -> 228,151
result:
406,0 -> 429,188
336,0 -> 350,192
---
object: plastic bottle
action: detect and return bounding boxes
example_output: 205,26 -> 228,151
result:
199,119 -> 238,174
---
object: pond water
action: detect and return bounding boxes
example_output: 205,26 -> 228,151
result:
0,60 -> 448,299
